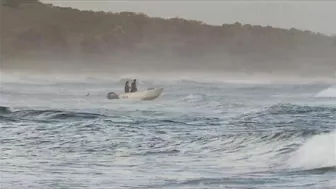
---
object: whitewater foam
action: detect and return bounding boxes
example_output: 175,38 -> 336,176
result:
316,86 -> 336,98
287,130 -> 336,170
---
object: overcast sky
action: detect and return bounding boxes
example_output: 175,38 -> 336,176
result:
41,0 -> 336,36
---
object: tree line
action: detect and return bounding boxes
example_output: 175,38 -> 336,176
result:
1,1 -> 335,73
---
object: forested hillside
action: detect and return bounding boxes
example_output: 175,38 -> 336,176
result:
1,0 -> 336,75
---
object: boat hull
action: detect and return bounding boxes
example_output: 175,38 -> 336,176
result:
107,88 -> 164,100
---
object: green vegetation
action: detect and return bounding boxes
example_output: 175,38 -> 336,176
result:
1,1 -> 335,74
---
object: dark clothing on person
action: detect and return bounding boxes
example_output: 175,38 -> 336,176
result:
130,80 -> 137,92
124,81 -> 130,93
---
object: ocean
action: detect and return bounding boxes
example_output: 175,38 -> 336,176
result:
0,73 -> 335,189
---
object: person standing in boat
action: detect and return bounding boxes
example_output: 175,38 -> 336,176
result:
124,81 -> 130,93
130,79 -> 138,92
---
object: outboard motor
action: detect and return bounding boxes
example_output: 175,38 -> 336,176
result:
107,92 -> 119,99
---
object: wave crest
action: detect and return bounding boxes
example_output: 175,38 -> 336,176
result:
230,103 -> 336,130
0,106 -> 104,122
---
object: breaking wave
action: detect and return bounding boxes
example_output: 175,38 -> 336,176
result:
1,99 -> 335,189
316,86 -> 336,98
287,130 -> 336,171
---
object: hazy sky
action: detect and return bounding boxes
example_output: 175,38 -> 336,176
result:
42,0 -> 336,36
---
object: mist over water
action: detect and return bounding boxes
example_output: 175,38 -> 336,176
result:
2,67 -> 336,85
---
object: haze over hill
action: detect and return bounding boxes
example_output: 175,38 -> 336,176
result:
1,0 -> 336,81
44,0 -> 336,36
